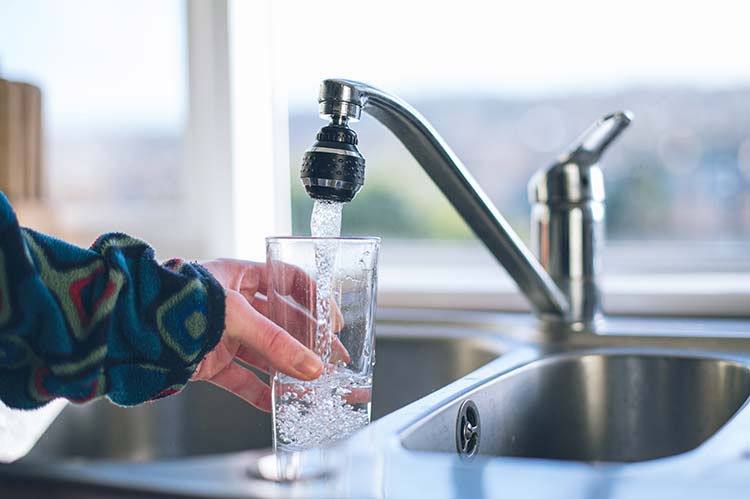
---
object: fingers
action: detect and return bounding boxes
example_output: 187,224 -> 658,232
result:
208,261 -> 350,372
329,299 -> 344,334
235,346 -> 271,374
266,262 -> 343,328
259,294 -> 315,349
237,292 -> 350,372
264,281 -> 344,333
225,291 -> 322,380
206,361 -> 272,412
331,337 -> 351,364
267,261 -> 316,311
344,387 -> 372,406
260,294 -> 350,364
240,262 -> 266,298
202,259 -> 344,332
201,258 -> 262,294
274,374 -> 370,406
237,328 -> 348,371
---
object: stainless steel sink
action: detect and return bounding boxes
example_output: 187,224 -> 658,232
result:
21,330 -> 503,462
9,313 -> 750,499
401,350 -> 750,462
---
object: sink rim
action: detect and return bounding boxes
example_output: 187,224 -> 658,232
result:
378,308 -> 750,352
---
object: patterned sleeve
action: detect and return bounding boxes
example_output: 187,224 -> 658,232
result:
0,192 -> 225,409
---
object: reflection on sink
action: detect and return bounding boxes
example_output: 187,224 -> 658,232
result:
372,335 -> 501,419
402,352 -> 750,462
22,333 -> 502,461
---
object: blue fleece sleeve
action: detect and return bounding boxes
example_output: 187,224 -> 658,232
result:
0,192 -> 225,409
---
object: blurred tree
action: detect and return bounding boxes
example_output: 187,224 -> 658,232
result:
290,167 -> 473,239
606,155 -> 673,238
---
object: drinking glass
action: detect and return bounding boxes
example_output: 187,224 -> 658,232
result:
266,237 -> 380,453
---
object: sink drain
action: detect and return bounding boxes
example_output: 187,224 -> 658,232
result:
456,400 -> 481,458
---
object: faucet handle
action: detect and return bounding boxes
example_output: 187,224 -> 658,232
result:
530,111 -> 633,205
562,111 -> 633,167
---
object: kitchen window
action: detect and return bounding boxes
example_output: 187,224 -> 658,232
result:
1,0 -> 748,316
275,0 -> 750,316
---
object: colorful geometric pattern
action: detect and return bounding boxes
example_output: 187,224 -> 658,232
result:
0,192 -> 225,409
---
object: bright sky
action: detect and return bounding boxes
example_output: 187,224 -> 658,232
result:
277,0 -> 750,104
1,0 -> 749,130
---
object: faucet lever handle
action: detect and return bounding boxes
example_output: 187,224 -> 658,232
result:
563,111 -> 633,167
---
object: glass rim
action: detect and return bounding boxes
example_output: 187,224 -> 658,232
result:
266,236 -> 381,244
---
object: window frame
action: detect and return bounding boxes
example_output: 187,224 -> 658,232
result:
186,0 -> 291,262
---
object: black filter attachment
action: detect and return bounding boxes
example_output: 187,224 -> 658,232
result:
300,123 -> 366,203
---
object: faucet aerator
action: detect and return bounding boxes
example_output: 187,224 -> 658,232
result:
300,122 -> 366,203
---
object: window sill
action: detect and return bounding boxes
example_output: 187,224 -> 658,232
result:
378,265 -> 750,318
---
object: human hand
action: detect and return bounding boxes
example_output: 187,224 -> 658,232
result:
192,258 -> 343,412
192,259 -> 323,411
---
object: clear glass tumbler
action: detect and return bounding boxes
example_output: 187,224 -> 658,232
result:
266,237 -> 380,453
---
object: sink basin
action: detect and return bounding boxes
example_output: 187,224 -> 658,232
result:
401,352 -> 750,462
22,332 -> 502,461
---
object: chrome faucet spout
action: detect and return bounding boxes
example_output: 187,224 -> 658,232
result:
302,78 -> 633,329
304,78 -> 569,318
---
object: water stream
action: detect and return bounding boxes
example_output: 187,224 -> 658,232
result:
310,200 -> 343,366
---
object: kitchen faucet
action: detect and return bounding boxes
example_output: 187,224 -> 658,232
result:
300,79 -> 632,332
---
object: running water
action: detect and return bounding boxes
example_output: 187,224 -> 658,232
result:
310,199 -> 343,238
310,200 -> 343,366
273,200 -> 372,452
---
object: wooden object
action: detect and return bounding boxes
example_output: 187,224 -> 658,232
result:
0,77 -> 43,202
